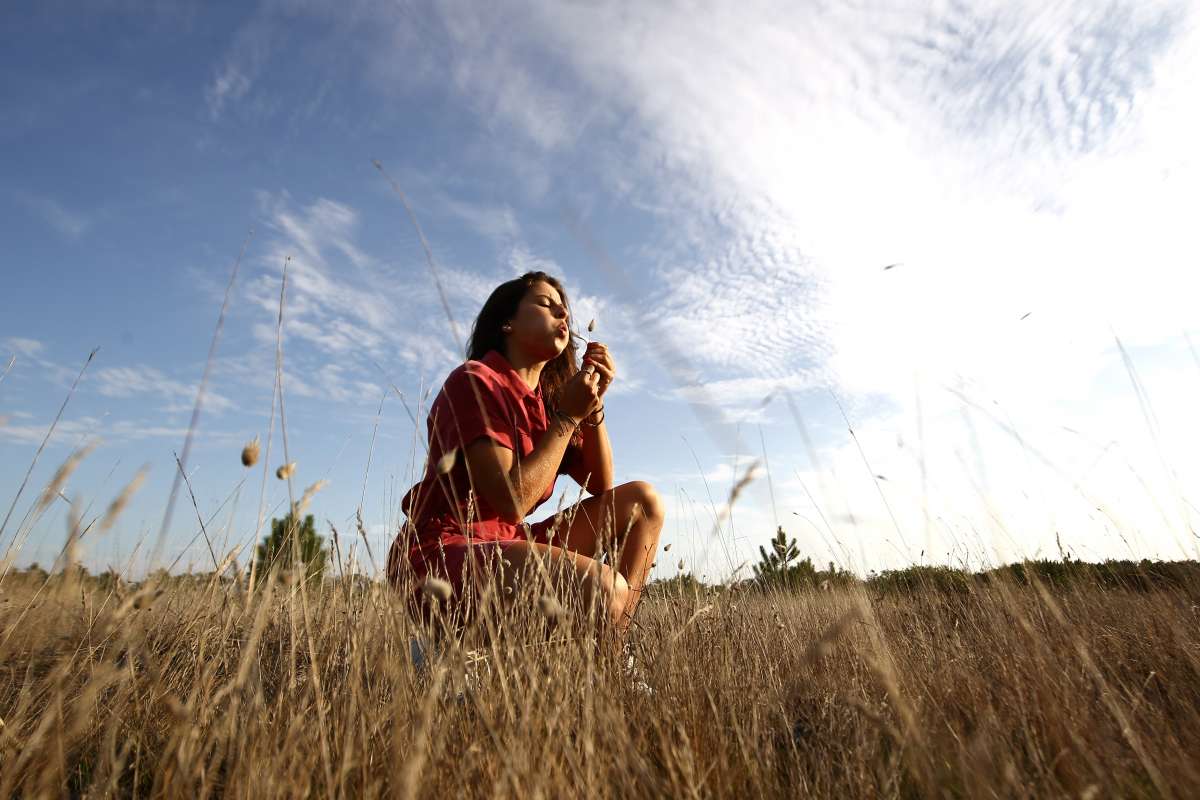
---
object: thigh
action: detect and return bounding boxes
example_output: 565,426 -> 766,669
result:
487,539 -> 626,617
529,482 -> 648,559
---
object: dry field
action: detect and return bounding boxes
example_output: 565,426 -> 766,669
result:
1,566 -> 1198,798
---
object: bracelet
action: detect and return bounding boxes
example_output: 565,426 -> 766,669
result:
551,407 -> 581,433
582,405 -> 605,428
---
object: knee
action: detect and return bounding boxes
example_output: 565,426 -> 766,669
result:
627,480 -> 665,523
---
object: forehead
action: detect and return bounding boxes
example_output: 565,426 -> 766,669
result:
526,281 -> 563,305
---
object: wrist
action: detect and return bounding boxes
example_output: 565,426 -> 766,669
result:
582,404 -> 605,428
552,407 -> 582,431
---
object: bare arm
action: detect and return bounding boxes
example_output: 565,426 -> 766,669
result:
568,416 -> 613,494
463,368 -> 601,524
463,413 -> 579,524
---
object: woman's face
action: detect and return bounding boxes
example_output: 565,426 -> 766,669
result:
507,280 -> 570,360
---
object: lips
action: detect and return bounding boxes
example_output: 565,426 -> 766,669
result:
555,325 -> 568,338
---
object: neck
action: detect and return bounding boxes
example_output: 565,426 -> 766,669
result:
503,345 -> 546,391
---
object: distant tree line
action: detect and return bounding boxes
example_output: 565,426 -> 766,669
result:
10,521 -> 1200,601
645,525 -> 1200,599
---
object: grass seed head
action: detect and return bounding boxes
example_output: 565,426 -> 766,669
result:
663,543 -> 671,551
587,318 -> 596,333
98,468 -> 147,533
292,479 -> 329,517
678,559 -> 685,571
421,576 -> 453,603
276,462 -> 296,480
241,436 -> 260,467
37,441 -> 97,515
538,594 -> 566,622
436,448 -> 458,475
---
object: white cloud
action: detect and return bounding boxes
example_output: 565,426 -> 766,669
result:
2,337 -> 45,358
441,197 -> 521,244
15,195 -> 91,238
205,62 -> 252,119
240,192 -> 495,414
92,365 -> 235,415
431,0 -> 1199,574
0,414 -> 223,447
203,6 -> 277,120
194,1 -> 1200,575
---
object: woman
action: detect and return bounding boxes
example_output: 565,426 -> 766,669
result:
386,271 -> 665,655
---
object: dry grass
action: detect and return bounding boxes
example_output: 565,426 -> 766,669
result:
1,566 -> 1198,798
4,226 -> 1197,797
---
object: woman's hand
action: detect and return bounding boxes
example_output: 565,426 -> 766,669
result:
581,342 -> 615,398
559,367 -> 602,422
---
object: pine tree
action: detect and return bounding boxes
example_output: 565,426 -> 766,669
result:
753,526 -> 818,590
255,512 -> 327,583
754,525 -> 800,581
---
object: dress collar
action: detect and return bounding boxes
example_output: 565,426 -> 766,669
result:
480,349 -> 543,402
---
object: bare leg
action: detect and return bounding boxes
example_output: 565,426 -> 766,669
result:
475,540 -> 631,657
537,480 -> 666,637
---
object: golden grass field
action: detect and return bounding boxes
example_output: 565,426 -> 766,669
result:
2,562 -> 1198,798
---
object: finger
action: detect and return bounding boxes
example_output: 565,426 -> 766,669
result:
584,354 -> 613,375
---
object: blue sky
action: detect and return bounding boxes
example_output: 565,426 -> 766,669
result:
3,0 -> 1200,582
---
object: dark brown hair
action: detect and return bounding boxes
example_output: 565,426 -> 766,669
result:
467,271 -> 584,447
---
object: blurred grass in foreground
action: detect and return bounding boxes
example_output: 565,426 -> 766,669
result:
2,560 -> 1198,798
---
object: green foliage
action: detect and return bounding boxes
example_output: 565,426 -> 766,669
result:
753,526 -> 802,582
867,558 -> 1200,598
990,558 -> 1200,593
255,512 -> 327,583
751,526 -> 857,592
869,564 -> 976,596
645,571 -> 704,599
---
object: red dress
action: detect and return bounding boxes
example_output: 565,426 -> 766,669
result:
386,349 -> 581,619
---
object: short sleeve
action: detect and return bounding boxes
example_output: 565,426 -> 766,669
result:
430,365 -> 517,456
